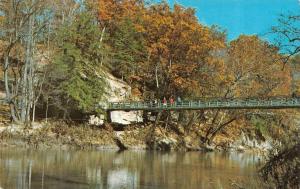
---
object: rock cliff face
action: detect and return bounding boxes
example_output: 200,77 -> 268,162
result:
104,73 -> 143,125
230,132 -> 273,151
110,111 -> 143,125
104,73 -> 132,102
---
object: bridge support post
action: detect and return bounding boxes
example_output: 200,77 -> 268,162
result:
106,110 -> 111,123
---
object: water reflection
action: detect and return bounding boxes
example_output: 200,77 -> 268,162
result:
0,149 -> 262,189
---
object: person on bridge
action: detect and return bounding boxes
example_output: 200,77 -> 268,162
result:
177,96 -> 182,106
154,98 -> 158,107
170,96 -> 175,106
163,97 -> 167,107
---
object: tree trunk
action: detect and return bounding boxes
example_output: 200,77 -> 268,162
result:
45,97 -> 49,123
99,27 -> 106,67
21,36 -> 30,121
4,43 -> 19,122
207,116 -> 237,144
32,101 -> 36,123
100,27 -> 106,44
185,111 -> 204,133
164,111 -> 170,131
22,8 -> 35,123
204,109 -> 221,143
185,112 -> 196,133
4,55 -> 10,99
155,111 -> 162,126
155,64 -> 159,88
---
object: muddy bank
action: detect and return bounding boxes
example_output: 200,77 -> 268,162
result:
0,122 -> 273,152
0,122 -> 118,150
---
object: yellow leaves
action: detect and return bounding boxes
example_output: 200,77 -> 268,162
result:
98,0 -> 144,26
97,0 -> 293,100
173,77 -> 199,92
129,75 -> 143,82
98,0 -> 116,22
226,35 -> 292,98
174,77 -> 184,86
134,24 -> 145,33
0,15 -> 5,25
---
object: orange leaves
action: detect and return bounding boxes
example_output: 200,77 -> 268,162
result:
134,24 -> 145,33
98,0 -> 144,27
99,0 -> 294,99
173,77 -> 199,94
227,35 -> 292,98
136,3 -> 227,97
98,0 -> 116,23
174,77 -> 184,86
0,15 -> 4,24
99,0 -> 236,99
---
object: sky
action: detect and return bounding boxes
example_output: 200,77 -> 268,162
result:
166,0 -> 300,42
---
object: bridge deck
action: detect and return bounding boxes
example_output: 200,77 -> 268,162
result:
106,98 -> 300,111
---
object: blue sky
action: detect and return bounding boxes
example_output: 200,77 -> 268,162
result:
166,0 -> 300,42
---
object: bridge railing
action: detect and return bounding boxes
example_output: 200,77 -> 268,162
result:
107,98 -> 300,110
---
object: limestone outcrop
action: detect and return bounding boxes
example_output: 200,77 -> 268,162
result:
94,73 -> 143,125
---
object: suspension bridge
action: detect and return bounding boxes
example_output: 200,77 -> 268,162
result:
105,97 -> 300,111
2,97 -> 300,111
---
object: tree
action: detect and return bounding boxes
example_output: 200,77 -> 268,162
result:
290,54 -> 300,95
109,18 -> 146,81
43,11 -> 108,119
226,35 -> 291,98
97,1 -> 227,98
271,14 -> 300,61
137,3 -> 226,98
259,13 -> 300,189
51,0 -> 80,24
260,132 -> 300,189
202,35 -> 292,144
0,0 -> 52,123
98,0 -> 145,50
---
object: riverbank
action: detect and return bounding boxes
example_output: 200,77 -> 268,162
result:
0,122 -> 117,150
0,121 -> 273,153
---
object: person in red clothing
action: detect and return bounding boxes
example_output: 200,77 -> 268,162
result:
170,96 -> 174,106
163,97 -> 167,106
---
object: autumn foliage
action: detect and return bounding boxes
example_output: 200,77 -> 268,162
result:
96,0 -> 295,146
98,0 -> 291,100
226,35 -> 291,98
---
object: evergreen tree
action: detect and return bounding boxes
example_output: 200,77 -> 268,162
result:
46,12 -> 109,116
110,18 -> 146,81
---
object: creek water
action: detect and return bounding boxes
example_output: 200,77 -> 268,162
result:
0,148 -> 263,189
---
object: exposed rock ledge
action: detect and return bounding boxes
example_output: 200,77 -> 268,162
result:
95,73 -> 143,125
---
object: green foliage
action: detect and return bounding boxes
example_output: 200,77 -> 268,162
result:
250,115 -> 285,140
50,12 -> 108,113
109,18 -> 146,80
250,116 -> 269,136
